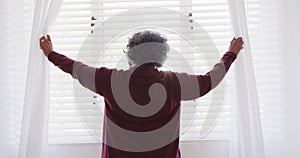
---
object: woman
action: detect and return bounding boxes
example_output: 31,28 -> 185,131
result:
40,31 -> 243,158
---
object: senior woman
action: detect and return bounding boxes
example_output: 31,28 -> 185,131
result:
40,30 -> 243,158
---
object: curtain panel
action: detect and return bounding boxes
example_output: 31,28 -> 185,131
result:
18,0 -> 63,158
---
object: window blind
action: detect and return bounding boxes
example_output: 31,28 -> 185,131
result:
49,0 -> 280,144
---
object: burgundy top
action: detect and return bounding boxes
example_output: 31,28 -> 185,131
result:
48,51 -> 236,158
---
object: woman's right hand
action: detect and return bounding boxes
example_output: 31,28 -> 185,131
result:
228,37 -> 244,55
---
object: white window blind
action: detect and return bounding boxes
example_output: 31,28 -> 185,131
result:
48,0 -> 282,144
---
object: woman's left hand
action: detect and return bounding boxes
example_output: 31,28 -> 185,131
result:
40,35 -> 53,57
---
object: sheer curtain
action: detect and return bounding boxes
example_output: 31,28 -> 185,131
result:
18,0 -> 63,157
0,0 -> 62,158
227,0 -> 265,158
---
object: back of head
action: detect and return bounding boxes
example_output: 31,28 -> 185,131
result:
125,30 -> 169,67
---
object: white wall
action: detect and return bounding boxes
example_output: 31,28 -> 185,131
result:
264,0 -> 300,158
279,0 -> 300,157
48,140 -> 229,158
48,144 -> 101,158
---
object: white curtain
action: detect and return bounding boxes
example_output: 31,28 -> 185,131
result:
0,0 -> 62,158
18,0 -> 63,157
227,0 -> 265,158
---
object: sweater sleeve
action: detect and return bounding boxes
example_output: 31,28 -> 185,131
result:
48,51 -> 74,74
48,51 -> 112,96
174,52 -> 237,101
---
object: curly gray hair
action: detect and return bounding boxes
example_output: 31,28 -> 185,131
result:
125,30 -> 169,67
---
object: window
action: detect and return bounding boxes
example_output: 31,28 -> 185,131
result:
48,0 -> 282,144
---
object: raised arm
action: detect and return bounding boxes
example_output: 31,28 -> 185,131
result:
176,37 -> 244,101
199,36 -> 244,96
39,35 -> 111,96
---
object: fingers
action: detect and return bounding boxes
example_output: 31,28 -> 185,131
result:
236,37 -> 242,40
231,37 -> 243,44
236,37 -> 243,43
39,36 -> 51,50
40,35 -> 52,43
39,35 -> 52,50
47,34 -> 51,42
40,36 -> 46,43
39,36 -> 53,56
40,37 -> 45,49
234,37 -> 244,46
231,37 -> 235,44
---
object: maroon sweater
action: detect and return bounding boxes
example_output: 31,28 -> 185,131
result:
48,51 -> 236,158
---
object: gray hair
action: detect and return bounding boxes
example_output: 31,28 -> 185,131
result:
125,30 -> 169,67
